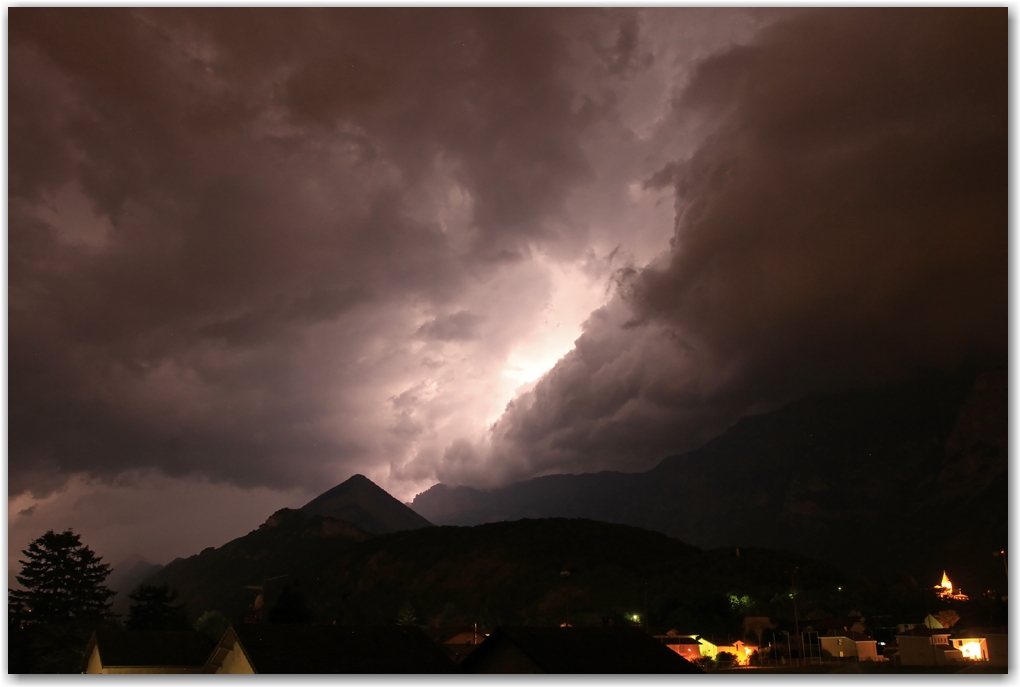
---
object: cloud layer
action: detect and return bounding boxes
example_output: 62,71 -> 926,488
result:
469,8 -> 1006,486
10,8 -> 1004,534
10,8 -> 767,506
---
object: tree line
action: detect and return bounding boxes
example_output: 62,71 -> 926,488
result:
8,529 -> 227,673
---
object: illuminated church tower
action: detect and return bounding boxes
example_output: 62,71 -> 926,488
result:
934,571 -> 969,601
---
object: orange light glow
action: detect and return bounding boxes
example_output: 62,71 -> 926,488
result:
934,571 -> 969,601
960,642 -> 983,660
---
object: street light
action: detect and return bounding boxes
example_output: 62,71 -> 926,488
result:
993,549 -> 1007,577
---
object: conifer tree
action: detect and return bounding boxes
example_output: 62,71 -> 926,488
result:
396,600 -> 418,626
8,530 -> 114,673
9,530 -> 114,625
126,584 -> 191,631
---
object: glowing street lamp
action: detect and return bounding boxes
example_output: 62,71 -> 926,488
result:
993,549 -> 1007,576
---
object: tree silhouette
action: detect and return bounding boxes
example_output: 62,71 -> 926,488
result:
194,610 -> 230,641
9,530 -> 113,625
396,601 -> 418,626
8,530 -> 114,673
126,585 -> 191,631
715,651 -> 738,668
934,609 -> 960,629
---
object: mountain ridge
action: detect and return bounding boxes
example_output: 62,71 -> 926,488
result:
136,513 -> 854,635
410,368 -> 1007,592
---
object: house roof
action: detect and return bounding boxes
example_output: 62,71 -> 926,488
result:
822,630 -> 873,642
804,617 -> 867,633
425,625 -> 485,644
82,628 -> 216,670
693,636 -> 754,649
896,627 -> 952,638
461,626 -> 704,674
655,636 -> 702,646
206,624 -> 458,674
951,627 -> 1007,639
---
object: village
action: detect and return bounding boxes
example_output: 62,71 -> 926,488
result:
80,571 -> 1006,674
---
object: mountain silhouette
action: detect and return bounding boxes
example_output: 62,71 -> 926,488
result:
301,474 -> 433,534
136,508 -> 371,621
411,368 -> 1007,592
107,556 -> 165,617
138,513 -> 847,633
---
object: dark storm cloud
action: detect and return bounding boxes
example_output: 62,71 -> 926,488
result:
416,311 -> 485,342
603,15 -> 652,78
8,8 -> 611,496
473,8 -> 1006,484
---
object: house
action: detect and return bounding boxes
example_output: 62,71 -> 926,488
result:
679,635 -> 755,665
460,626 -> 704,674
652,632 -> 702,662
82,628 -> 216,674
980,632 -> 1008,667
804,615 -> 869,635
951,636 -> 988,661
426,625 -> 488,664
897,614 -> 944,633
895,627 -> 962,666
202,624 -> 458,673
819,630 -> 879,661
951,629 -> 1008,666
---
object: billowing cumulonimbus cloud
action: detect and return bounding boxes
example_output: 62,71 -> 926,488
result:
11,8 -> 766,501
8,8 -> 600,497
461,8 -> 1006,486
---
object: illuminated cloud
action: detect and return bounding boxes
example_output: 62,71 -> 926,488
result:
9,9 -> 762,512
467,8 -> 1006,486
8,9 -> 1004,563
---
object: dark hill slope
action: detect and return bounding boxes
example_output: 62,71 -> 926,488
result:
411,369 -> 1007,591
141,509 -> 370,621
317,518 -> 840,632
141,516 -> 844,637
301,474 -> 433,534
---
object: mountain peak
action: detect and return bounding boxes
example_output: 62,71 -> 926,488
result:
301,474 -> 433,534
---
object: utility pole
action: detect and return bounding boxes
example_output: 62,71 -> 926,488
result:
561,571 -> 571,627
994,549 -> 1007,577
994,549 -> 1008,630
788,567 -> 802,667
644,582 -> 649,633
922,584 -> 938,666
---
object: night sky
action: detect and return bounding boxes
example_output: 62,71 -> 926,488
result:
8,9 -> 1006,573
